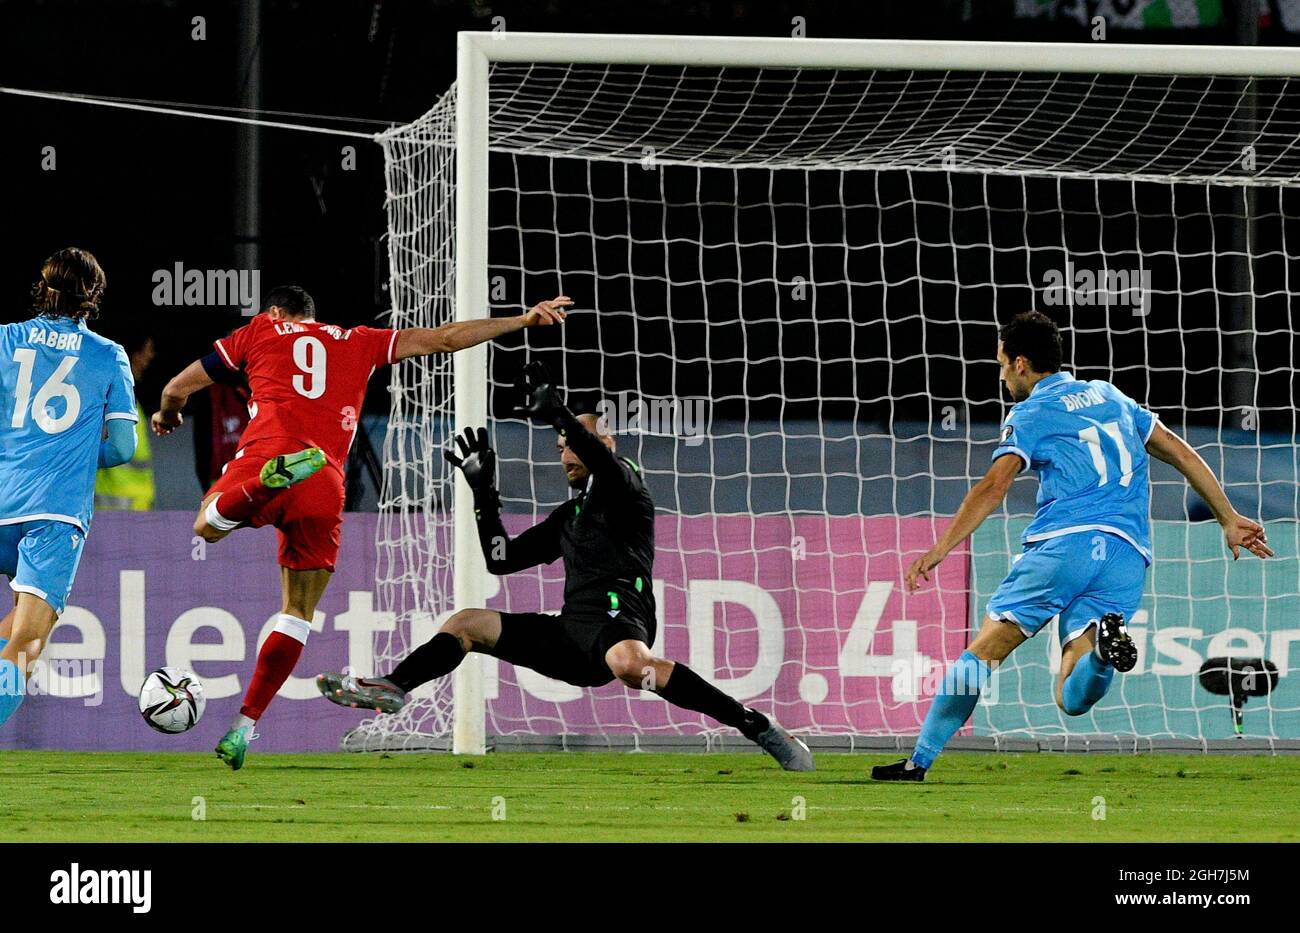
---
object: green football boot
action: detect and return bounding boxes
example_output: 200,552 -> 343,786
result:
260,447 -> 326,490
214,725 -> 258,771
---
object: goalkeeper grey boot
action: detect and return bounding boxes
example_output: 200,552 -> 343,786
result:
316,672 -> 408,714
745,709 -> 815,771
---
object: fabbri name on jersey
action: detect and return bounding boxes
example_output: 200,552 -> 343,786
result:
1060,386 -> 1106,412
27,326 -> 84,352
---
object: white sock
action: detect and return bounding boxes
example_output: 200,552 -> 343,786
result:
273,613 -> 312,645
204,498 -> 241,532
230,713 -> 257,732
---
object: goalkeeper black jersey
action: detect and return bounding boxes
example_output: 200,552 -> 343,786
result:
473,413 -> 656,623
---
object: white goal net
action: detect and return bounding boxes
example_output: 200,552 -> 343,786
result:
348,36 -> 1300,753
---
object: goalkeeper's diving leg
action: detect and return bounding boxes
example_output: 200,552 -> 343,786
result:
603,638 -> 814,771
316,609 -> 814,771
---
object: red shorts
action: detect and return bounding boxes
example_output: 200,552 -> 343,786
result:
205,438 -> 345,572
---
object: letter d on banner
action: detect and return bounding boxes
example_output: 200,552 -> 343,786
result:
687,580 -> 783,699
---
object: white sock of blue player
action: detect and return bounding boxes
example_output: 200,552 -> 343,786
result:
1060,650 -> 1114,716
0,657 -> 25,728
910,649 -> 992,770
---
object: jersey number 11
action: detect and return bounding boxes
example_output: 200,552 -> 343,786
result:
1077,422 -> 1134,488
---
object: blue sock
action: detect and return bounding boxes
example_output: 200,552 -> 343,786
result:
0,658 -> 26,728
1061,650 -> 1113,716
911,650 -> 991,769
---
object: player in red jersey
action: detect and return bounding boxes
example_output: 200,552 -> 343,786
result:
151,285 -> 569,769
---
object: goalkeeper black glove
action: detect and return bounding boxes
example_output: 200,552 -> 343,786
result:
512,361 -> 571,429
443,426 -> 497,496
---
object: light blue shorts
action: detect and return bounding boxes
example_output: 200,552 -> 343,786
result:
986,531 -> 1147,646
0,519 -> 87,615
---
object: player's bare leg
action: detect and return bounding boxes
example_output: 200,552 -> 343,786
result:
1055,612 -> 1134,717
873,616 -> 1024,782
279,566 -> 333,620
0,593 -> 59,726
317,608 -> 502,713
193,493 -> 231,543
216,566 -> 333,770
604,639 -> 814,771
0,592 -> 58,672
1056,626 -> 1096,712
195,446 -> 327,543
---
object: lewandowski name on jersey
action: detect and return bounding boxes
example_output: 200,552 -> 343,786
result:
213,314 -> 397,468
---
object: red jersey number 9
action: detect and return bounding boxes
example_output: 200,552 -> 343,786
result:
292,335 -> 327,399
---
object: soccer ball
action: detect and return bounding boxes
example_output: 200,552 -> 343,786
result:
138,667 -> 206,734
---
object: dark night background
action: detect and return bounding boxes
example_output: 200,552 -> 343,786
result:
0,0 -> 1297,514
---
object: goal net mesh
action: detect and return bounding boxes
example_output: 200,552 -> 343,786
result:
349,61 -> 1300,750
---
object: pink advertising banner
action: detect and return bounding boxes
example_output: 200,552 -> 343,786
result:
482,514 -> 970,736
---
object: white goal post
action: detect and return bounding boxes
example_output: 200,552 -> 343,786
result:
354,32 -> 1300,756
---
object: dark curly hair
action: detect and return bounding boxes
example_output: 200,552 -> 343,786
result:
32,247 -> 106,321
999,310 -> 1062,374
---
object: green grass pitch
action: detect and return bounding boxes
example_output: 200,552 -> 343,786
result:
1,750 -> 1297,842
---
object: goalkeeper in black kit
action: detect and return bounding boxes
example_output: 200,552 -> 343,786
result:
317,362 -> 813,771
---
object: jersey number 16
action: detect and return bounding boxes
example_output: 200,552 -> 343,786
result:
10,349 -> 81,434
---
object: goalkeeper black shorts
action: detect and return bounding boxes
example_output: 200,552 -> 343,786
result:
492,610 -> 656,688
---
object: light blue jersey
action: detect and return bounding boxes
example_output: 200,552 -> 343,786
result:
0,315 -> 137,533
991,371 -> 1157,562
910,371 -> 1158,770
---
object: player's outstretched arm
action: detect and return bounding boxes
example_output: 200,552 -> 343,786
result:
513,360 -> 625,484
905,453 -> 1021,592
393,296 -> 570,361
1145,421 -> 1273,560
151,360 -> 214,436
